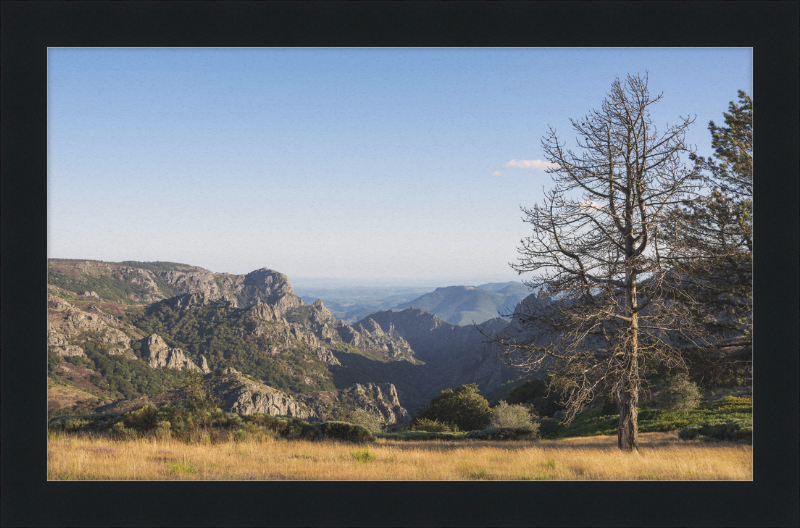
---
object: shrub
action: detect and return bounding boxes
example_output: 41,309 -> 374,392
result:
351,449 -> 377,463
347,408 -> 384,433
318,421 -> 375,443
465,427 -> 536,441
408,418 -> 459,433
416,383 -> 492,431
48,413 -> 118,433
659,374 -> 703,413
538,417 -> 563,438
601,393 -> 619,415
489,401 -> 539,433
679,419 -> 752,444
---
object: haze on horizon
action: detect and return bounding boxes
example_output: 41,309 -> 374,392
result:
48,48 -> 751,283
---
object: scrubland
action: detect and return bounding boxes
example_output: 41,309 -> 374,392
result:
47,431 -> 751,481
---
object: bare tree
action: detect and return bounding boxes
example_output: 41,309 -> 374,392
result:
482,74 -> 708,451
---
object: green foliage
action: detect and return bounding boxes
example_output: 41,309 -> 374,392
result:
679,419 -> 752,444
489,401 -> 539,433
465,427 -> 537,441
180,371 -> 223,412
505,377 -> 566,418
408,418 -> 460,433
538,417 -> 564,438
317,421 -> 376,443
416,383 -> 492,431
601,393 -> 619,415
48,351 -> 63,373
48,413 -> 119,432
346,408 -> 384,434
659,374 -> 703,413
351,449 -> 377,463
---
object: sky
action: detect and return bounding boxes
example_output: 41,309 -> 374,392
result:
48,48 -> 752,287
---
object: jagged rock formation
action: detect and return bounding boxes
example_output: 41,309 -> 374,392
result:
210,373 -> 315,419
300,382 -> 410,425
139,334 -> 209,373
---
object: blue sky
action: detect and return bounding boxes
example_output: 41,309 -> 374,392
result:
48,48 -> 751,286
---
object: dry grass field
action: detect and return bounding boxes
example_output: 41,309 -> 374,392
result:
47,431 -> 752,480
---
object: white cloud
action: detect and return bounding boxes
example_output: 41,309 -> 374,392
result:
490,169 -> 504,177
578,199 -> 603,211
504,159 -> 558,171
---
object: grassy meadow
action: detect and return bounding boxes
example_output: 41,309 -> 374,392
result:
47,431 -> 751,481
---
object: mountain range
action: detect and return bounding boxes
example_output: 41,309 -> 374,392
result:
392,282 -> 531,325
47,260 -> 542,426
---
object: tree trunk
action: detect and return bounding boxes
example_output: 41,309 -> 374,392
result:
618,378 -> 639,452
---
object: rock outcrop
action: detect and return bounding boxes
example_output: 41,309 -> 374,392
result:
210,373 -> 316,419
51,345 -> 87,358
139,334 -> 207,372
300,382 -> 410,425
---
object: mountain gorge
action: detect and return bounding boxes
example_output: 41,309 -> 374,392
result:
47,260 -> 536,426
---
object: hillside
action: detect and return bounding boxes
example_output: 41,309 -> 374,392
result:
392,284 -> 531,326
47,260 -> 533,422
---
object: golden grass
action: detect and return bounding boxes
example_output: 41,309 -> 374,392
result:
47,431 -> 751,481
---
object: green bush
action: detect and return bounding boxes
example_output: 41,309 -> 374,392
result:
318,421 -> 375,443
416,383 -> 492,431
538,417 -> 563,438
660,374 -> 703,413
48,413 -> 118,432
489,401 -> 539,433
408,418 -> 459,433
465,427 -> 536,441
351,449 -> 377,463
678,419 -> 752,444
347,408 -> 384,433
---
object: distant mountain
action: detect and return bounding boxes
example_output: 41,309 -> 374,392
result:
392,284 -> 532,326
